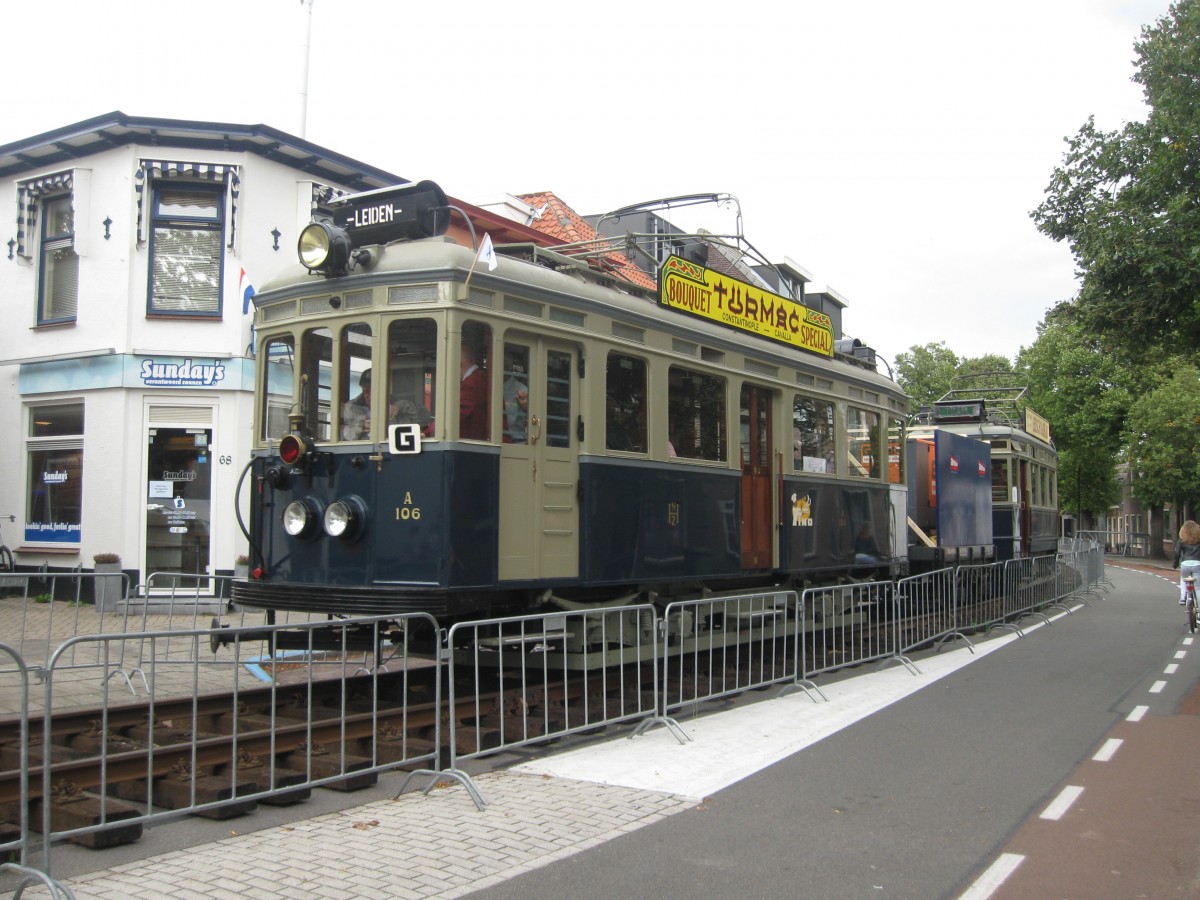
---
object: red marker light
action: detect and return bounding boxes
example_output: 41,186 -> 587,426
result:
279,434 -> 308,465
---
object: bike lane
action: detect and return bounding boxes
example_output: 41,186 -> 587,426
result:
964,563 -> 1200,898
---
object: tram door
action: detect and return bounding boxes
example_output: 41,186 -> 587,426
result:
498,336 -> 579,581
739,384 -> 774,569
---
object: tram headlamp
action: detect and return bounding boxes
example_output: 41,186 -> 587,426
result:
324,496 -> 367,541
298,222 -> 352,276
282,498 -> 323,539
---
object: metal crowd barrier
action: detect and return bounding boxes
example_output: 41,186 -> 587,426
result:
658,591 -> 799,718
0,544 -> 1111,853
436,605 -> 666,803
895,567 -> 963,662
0,642 -> 75,899
801,580 -> 896,679
33,613 -> 440,873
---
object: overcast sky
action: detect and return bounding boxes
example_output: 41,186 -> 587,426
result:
6,0 -> 1166,369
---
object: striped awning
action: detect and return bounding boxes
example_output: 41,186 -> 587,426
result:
135,160 -> 240,249
15,171 -> 73,258
311,182 -> 348,213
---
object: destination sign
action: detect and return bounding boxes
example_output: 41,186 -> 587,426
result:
658,256 -> 834,357
934,401 -> 985,422
330,180 -> 450,246
1024,407 -> 1051,443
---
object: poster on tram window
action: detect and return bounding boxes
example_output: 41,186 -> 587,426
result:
658,255 -> 834,357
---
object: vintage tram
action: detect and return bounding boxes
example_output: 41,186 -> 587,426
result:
234,181 -> 911,621
906,384 -> 1059,562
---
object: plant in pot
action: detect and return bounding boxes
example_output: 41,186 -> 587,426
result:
234,554 -> 250,579
93,552 -> 124,611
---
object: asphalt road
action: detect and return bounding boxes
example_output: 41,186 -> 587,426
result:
466,563 -> 1199,899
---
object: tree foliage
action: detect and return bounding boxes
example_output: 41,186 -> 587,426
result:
1123,364 -> 1200,509
1032,1 -> 1200,359
1017,309 -> 1128,515
894,342 -> 958,414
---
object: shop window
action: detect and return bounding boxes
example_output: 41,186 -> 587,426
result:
38,195 -> 79,324
148,184 -> 223,316
668,366 -> 726,461
606,353 -> 647,452
25,403 -> 84,546
792,393 -> 834,473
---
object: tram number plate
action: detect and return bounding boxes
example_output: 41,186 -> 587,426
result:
388,424 -> 422,455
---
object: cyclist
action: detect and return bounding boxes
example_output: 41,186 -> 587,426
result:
1173,519 -> 1200,605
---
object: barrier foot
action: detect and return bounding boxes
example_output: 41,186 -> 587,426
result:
934,631 -> 974,654
104,668 -> 138,696
396,768 -> 488,811
0,863 -> 76,900
778,679 -> 828,703
880,654 -> 921,676
631,715 -> 691,744
985,621 -> 1025,639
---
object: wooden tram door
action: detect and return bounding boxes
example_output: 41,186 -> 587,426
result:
498,336 -> 579,582
739,384 -> 774,569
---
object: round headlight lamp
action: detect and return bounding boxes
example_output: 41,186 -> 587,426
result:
282,498 -> 323,539
298,222 -> 352,275
324,496 -> 367,541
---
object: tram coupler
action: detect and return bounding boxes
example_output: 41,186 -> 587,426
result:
208,621 -> 396,655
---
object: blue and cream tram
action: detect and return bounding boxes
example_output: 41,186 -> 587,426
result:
907,386 -> 1059,562
234,182 -> 911,621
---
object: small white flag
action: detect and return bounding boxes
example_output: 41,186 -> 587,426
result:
477,233 -> 498,271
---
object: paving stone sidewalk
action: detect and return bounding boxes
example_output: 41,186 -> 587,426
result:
22,772 -> 695,899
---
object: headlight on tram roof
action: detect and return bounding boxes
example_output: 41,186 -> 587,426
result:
298,222 -> 352,276
324,496 -> 367,541
282,499 -> 323,539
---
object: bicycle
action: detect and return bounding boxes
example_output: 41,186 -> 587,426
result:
0,515 -> 14,573
1186,574 -> 1198,634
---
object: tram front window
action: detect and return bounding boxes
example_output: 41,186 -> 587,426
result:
261,336 -> 296,441
388,319 -> 437,436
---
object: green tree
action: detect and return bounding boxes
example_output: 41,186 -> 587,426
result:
1017,310 -> 1128,518
895,342 -> 959,415
1032,2 -> 1200,359
1123,365 -> 1200,513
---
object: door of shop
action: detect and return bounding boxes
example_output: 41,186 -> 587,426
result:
145,427 -> 213,586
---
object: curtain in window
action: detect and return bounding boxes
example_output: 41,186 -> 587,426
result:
135,161 -> 240,248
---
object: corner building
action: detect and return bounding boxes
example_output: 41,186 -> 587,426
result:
0,112 -> 402,589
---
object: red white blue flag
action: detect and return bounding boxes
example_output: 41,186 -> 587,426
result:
239,267 -> 256,315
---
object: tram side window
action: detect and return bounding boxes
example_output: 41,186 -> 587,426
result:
503,343 -> 530,444
887,417 -> 905,485
606,353 -> 647,453
388,319 -> 437,437
261,336 -> 296,441
337,323 -> 374,441
300,327 -> 333,440
992,458 -> 1009,503
459,321 -> 491,441
668,366 -> 726,461
846,406 -> 880,478
792,394 -> 835,474
546,350 -> 572,448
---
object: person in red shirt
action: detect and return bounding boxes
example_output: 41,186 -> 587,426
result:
459,342 -> 489,440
